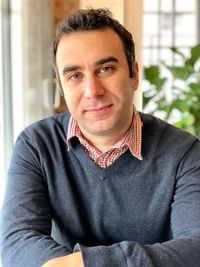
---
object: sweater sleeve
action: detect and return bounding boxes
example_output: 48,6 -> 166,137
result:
0,133 -> 70,267
74,140 -> 200,267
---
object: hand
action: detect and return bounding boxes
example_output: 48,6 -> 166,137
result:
42,252 -> 84,267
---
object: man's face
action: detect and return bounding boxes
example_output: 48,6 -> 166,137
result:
56,28 -> 139,143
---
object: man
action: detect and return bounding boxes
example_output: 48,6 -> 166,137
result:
1,8 -> 200,267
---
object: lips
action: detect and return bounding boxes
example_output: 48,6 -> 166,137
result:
85,104 -> 112,112
84,104 -> 113,117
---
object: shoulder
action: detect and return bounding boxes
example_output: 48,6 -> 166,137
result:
15,112 -> 71,147
139,112 -> 199,156
23,112 -> 70,136
11,112 -> 72,166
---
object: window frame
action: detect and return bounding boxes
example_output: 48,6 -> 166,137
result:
143,0 -> 200,66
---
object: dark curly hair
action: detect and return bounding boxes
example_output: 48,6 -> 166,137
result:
52,8 -> 136,92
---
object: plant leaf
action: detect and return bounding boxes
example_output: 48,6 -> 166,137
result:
170,47 -> 186,60
144,66 -> 166,91
185,44 -> 200,67
167,65 -> 192,80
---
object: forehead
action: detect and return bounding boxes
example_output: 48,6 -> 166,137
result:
56,28 -> 126,64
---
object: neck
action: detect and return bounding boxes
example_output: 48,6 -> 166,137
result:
79,121 -> 133,153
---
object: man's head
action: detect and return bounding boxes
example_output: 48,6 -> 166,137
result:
54,8 -> 139,148
53,8 -> 135,81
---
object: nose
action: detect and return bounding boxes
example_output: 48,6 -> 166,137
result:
84,75 -> 105,99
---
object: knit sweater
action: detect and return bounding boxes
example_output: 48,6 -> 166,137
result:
1,112 -> 200,267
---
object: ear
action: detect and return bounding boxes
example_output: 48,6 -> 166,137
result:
132,62 -> 139,91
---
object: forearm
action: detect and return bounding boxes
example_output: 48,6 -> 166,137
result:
0,229 -> 70,267
74,238 -> 200,267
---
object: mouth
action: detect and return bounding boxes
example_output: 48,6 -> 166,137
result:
86,104 -> 112,112
84,104 -> 113,116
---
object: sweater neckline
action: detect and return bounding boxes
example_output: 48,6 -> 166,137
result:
70,140 -> 140,180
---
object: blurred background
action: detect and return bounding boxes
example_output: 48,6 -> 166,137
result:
0,0 -> 200,206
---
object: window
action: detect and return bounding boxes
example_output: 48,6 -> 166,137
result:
143,0 -> 200,67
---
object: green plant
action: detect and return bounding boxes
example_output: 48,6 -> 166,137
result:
143,43 -> 200,137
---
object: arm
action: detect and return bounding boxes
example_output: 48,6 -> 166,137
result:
0,133 -> 70,267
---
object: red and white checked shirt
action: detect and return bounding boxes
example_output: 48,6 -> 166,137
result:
67,108 -> 143,168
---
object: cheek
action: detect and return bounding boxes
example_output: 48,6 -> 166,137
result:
63,89 -> 82,112
115,79 -> 134,100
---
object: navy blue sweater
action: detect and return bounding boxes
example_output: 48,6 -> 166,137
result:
1,112 -> 200,267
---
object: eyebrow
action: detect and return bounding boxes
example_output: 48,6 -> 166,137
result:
62,56 -> 119,76
62,65 -> 79,76
95,56 -> 119,65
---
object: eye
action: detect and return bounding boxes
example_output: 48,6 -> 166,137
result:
98,66 -> 113,74
68,73 -> 82,81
